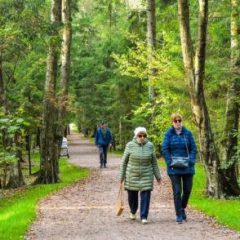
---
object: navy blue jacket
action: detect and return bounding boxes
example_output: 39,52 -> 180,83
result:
162,126 -> 197,175
95,127 -> 112,146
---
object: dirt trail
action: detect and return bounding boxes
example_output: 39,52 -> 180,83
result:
26,133 -> 240,240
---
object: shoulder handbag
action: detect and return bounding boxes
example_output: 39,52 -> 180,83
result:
115,182 -> 124,216
171,135 -> 190,168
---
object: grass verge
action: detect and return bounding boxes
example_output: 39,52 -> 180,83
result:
0,159 -> 90,240
190,163 -> 240,232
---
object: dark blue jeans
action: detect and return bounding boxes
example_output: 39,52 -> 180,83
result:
98,145 -> 108,166
169,175 -> 193,216
127,190 -> 151,220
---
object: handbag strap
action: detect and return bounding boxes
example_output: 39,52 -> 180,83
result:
183,135 -> 190,158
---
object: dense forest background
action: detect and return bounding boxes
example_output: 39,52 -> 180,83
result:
0,0 -> 239,198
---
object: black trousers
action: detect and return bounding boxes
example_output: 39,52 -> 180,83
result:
127,190 -> 151,220
169,174 -> 193,216
98,145 -> 108,165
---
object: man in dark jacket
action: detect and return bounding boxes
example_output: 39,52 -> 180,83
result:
95,122 -> 112,168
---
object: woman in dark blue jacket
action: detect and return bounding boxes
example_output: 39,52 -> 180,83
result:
162,113 -> 197,224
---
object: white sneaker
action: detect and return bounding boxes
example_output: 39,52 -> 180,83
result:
130,213 -> 136,220
142,219 -> 148,224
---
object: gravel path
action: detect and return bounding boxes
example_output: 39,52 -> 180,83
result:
26,133 -> 240,240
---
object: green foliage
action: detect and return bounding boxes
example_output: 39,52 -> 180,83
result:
132,92 -> 177,146
71,0 -> 195,149
0,159 -> 90,240
113,30 -> 194,145
71,0 -> 134,137
0,1 -> 49,188
0,152 -> 16,166
0,0 -> 49,158
0,114 -> 30,138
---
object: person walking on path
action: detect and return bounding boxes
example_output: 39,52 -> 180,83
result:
162,113 -> 197,224
120,127 -> 161,224
95,122 -> 112,168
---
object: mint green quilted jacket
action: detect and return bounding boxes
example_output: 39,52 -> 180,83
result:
120,138 -> 161,191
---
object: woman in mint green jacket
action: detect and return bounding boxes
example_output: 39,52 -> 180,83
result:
120,127 -> 161,224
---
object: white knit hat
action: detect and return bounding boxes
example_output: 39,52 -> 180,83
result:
134,127 -> 147,137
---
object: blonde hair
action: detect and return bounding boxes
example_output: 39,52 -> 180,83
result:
171,113 -> 183,122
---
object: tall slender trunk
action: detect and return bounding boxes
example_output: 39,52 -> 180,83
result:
146,0 -> 156,101
109,0 -> 112,40
0,54 -> 6,112
26,135 -> 32,175
106,0 -> 113,68
178,0 -> 222,197
119,117 -> 123,150
37,0 -> 62,184
220,0 -> 240,195
147,0 -> 156,48
59,0 -> 72,135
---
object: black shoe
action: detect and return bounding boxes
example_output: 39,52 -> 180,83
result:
176,215 -> 183,224
181,208 -> 187,221
104,164 -> 107,168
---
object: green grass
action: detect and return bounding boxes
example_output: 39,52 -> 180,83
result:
0,159 -> 90,240
190,163 -> 240,232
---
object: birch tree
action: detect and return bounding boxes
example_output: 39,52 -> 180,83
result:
59,0 -> 72,135
37,0 -> 62,184
146,0 -> 156,101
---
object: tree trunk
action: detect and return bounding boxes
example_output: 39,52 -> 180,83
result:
147,0 -> 156,49
65,125 -> 70,136
16,149 -> 25,187
37,0 -> 62,184
26,135 -> 32,175
146,0 -> 156,101
220,0 -> 240,195
59,0 -> 72,136
119,117 -> 123,150
7,163 -> 20,188
0,54 -> 7,112
7,133 -> 25,188
178,0 -> 223,198
7,157 -> 25,188
109,0 -> 112,38
36,128 -> 41,147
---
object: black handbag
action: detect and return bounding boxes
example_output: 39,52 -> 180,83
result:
171,135 -> 190,168
171,156 -> 189,168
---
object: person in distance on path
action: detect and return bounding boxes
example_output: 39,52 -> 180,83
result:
120,127 -> 161,224
95,122 -> 112,168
